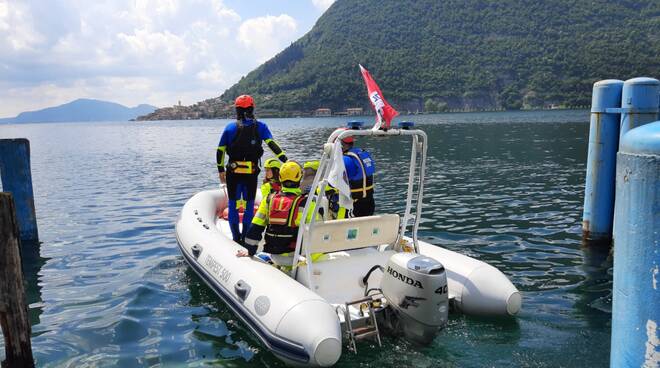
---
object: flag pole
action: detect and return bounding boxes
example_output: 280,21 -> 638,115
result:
372,111 -> 384,131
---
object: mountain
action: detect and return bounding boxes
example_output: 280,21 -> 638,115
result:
0,99 -> 158,124
216,0 -> 659,113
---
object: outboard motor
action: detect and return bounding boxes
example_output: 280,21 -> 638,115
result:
380,252 -> 449,344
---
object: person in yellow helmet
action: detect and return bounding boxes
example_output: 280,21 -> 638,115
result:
238,161 -> 308,257
301,160 -> 319,194
300,159 -> 348,219
260,158 -> 282,198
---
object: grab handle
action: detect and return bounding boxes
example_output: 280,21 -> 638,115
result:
234,280 -> 251,301
191,244 -> 202,259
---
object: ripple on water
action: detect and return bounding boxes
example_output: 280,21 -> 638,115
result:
0,113 -> 612,367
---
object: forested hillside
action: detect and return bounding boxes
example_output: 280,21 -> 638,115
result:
221,0 -> 659,112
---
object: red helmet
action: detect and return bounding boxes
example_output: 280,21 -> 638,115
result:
334,127 -> 354,143
235,95 -> 254,108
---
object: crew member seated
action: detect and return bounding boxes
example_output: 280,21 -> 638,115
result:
301,160 -> 348,219
338,127 -> 376,217
301,160 -> 319,194
238,161 -> 308,257
260,158 -> 282,198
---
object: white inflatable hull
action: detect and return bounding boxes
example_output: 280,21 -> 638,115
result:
175,189 -> 521,366
176,190 -> 342,366
418,242 -> 521,316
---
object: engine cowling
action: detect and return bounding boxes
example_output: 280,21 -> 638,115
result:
381,252 -> 449,344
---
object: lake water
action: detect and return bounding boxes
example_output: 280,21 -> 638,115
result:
0,110 -> 613,367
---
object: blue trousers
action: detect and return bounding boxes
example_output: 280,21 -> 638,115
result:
227,182 -> 255,242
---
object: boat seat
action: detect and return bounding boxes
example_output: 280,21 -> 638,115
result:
303,214 -> 400,254
295,215 -> 400,303
297,248 -> 395,304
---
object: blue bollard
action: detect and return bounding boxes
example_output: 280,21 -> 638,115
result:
619,77 -> 660,142
582,79 -> 624,243
0,139 -> 39,242
610,121 -> 660,368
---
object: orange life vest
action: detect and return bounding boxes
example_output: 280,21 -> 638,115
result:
265,192 -> 306,252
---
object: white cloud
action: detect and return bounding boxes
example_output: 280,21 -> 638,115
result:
0,1 -> 8,30
0,1 -> 310,117
237,14 -> 297,62
312,0 -> 335,11
117,28 -> 189,73
0,1 -> 44,52
196,63 -> 227,85
211,0 -> 240,21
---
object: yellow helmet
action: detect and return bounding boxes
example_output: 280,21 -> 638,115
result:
264,158 -> 281,169
279,161 -> 303,183
303,160 -> 320,171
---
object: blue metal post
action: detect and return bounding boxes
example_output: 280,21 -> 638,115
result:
0,139 -> 39,242
582,79 -> 624,242
619,77 -> 660,142
610,121 -> 660,367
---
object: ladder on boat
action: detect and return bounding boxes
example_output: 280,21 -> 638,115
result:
343,296 -> 382,353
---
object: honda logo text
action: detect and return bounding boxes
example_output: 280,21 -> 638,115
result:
387,266 -> 423,289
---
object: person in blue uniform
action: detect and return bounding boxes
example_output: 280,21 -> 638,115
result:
339,128 -> 375,217
217,95 -> 287,242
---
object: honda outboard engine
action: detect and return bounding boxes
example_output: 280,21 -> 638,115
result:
380,252 -> 449,344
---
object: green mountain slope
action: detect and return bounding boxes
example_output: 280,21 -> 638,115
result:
221,0 -> 659,112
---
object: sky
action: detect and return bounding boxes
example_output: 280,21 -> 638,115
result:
0,0 -> 335,118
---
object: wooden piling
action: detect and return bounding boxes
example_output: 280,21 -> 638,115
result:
0,193 -> 35,368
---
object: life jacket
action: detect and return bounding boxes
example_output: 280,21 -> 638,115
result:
260,181 -> 282,199
344,148 -> 375,200
226,120 -> 264,169
264,191 -> 307,252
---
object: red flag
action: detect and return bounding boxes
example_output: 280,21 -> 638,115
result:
359,64 -> 399,129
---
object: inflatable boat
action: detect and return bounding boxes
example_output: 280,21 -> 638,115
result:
175,125 -> 521,366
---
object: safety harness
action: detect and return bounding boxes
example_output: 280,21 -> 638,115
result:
226,120 -> 263,174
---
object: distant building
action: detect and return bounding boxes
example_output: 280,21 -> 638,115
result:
315,108 -> 332,117
346,107 -> 363,116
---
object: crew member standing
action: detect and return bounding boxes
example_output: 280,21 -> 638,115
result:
217,95 -> 287,242
339,128 -> 375,217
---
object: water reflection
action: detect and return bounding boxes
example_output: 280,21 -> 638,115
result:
183,267 -> 260,366
575,245 -> 613,323
21,240 -> 47,329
